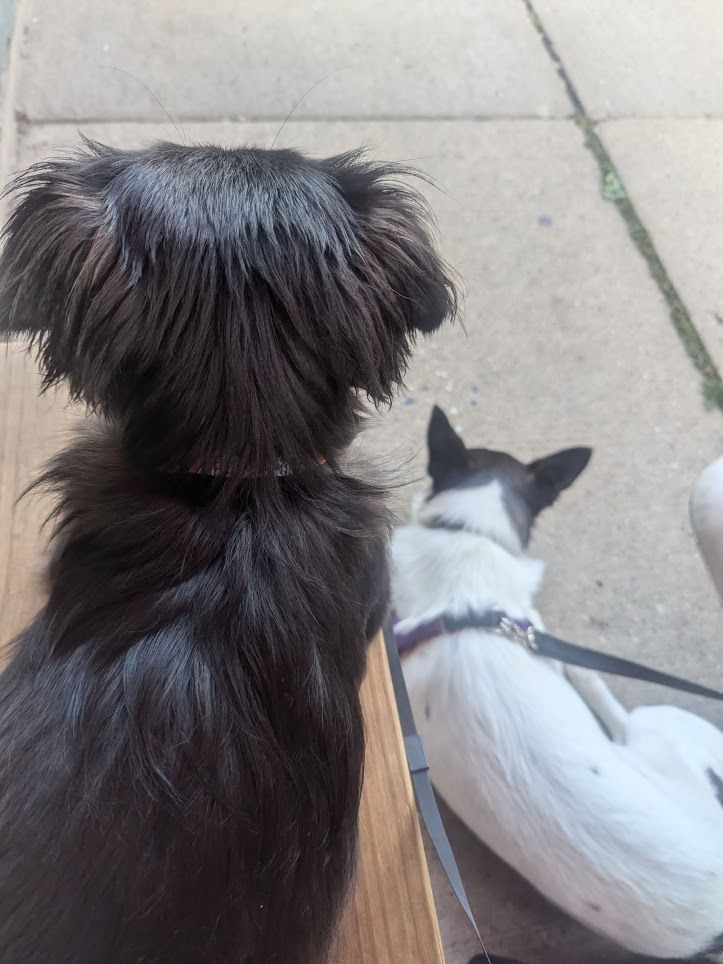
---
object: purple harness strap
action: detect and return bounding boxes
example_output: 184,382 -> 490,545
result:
390,608 -> 723,702
392,608 -> 535,657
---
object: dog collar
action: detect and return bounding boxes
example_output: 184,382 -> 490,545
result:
421,514 -> 523,557
392,609 -> 535,657
187,457 -> 326,477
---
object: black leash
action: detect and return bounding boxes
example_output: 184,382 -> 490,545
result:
382,621 -> 492,962
526,624 -> 723,701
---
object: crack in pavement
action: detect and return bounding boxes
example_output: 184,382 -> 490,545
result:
523,0 -> 723,412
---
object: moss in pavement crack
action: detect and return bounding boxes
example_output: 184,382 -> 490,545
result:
523,0 -> 722,412
575,114 -> 723,411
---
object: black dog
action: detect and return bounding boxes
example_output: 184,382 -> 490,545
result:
0,141 -> 455,961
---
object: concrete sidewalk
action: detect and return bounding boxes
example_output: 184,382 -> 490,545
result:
1,2 -> 722,961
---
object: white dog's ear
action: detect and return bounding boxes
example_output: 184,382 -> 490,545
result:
427,405 -> 468,486
526,447 -> 591,508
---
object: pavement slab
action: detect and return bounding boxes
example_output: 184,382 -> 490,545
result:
0,0 -> 16,182
0,0 -> 13,74
16,0 -> 570,123
534,0 -> 723,119
600,118 -> 723,373
15,116 -> 723,962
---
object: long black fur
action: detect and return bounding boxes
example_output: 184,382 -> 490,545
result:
0,141 -> 455,961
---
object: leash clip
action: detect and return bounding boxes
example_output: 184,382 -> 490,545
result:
498,615 -> 539,652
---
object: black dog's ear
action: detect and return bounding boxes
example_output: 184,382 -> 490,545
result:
526,447 -> 592,510
323,152 -> 457,396
427,405 -> 468,487
359,171 -> 457,337
0,142 -> 117,382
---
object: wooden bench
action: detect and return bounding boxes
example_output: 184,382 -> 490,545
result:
0,341 -> 443,963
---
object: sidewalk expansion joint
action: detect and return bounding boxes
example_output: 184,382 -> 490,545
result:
522,0 -> 723,412
16,113 -> 574,127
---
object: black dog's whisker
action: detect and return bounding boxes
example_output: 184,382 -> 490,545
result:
102,65 -> 188,145
269,67 -> 350,149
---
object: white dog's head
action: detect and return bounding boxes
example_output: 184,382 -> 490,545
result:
418,405 -> 591,553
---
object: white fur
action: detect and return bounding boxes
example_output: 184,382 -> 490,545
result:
417,479 -> 523,556
392,482 -> 723,959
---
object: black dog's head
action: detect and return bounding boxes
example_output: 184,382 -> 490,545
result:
0,140 -> 456,482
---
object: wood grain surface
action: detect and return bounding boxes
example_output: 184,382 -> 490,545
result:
0,341 -> 443,963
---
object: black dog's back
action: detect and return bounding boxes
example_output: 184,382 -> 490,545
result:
0,139 -> 454,959
0,425 -> 389,961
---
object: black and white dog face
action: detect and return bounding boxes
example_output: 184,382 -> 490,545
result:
425,405 -> 591,549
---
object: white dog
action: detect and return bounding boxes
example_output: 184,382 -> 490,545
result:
391,406 -> 723,959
